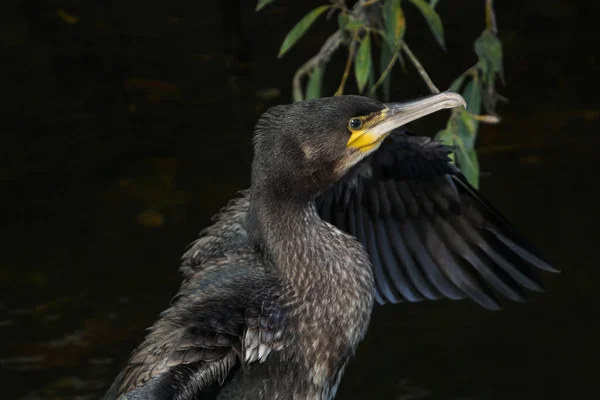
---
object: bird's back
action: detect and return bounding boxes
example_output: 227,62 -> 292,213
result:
105,191 -> 296,399
180,190 -> 254,280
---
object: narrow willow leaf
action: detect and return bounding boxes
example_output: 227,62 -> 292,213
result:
448,74 -> 466,93
278,5 -> 331,58
306,65 -> 324,100
379,40 -> 394,101
475,31 -> 503,73
397,50 -> 407,72
256,0 -> 277,11
448,151 -> 455,163
354,34 -> 372,93
368,58 -> 375,91
338,12 -> 349,32
383,0 -> 406,49
383,0 -> 397,47
408,0 -> 445,49
56,9 -> 80,24
468,148 -> 479,184
293,83 -> 303,103
475,30 -> 503,82
476,58 -> 490,82
436,125 -> 455,163
345,19 -> 365,32
455,136 -> 480,188
462,79 -> 482,133
462,80 -> 482,115
456,109 -> 476,149
435,127 -> 454,146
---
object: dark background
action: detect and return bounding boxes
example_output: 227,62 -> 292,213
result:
1,1 -> 598,399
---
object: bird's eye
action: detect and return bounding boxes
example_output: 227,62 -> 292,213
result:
348,118 -> 363,131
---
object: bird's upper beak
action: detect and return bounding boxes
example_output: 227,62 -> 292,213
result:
347,91 -> 466,152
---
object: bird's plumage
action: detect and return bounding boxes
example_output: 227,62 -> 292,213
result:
104,95 -> 556,400
106,248 -> 286,399
315,132 -> 554,309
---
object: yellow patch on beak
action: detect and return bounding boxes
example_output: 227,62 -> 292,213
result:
346,131 -> 387,152
346,109 -> 389,152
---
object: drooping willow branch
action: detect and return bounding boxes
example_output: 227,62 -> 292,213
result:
292,30 -> 344,101
293,0 -> 375,101
334,33 -> 357,96
402,44 -> 440,94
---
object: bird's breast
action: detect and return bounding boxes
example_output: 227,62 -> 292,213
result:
274,227 -> 374,395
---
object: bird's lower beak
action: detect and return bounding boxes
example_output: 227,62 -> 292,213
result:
347,91 -> 466,152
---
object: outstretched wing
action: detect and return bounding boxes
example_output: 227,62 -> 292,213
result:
104,259 -> 285,400
316,132 -> 557,310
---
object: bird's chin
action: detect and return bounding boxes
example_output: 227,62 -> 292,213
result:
335,139 -> 386,177
355,131 -> 391,158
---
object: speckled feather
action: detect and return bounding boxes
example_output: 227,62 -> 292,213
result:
105,247 -> 287,399
315,132 -> 557,309
104,96 -> 555,400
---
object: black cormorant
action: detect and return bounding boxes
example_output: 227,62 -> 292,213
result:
104,92 -> 557,399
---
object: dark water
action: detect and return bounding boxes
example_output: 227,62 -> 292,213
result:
1,1 -> 598,399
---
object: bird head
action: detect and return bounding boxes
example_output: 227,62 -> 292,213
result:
251,92 -> 466,200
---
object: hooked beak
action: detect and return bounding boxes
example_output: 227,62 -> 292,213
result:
347,91 -> 466,152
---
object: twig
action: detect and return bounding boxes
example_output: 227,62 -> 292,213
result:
472,114 -> 501,124
485,0 -> 497,34
402,44 -> 440,94
335,32 -> 358,95
369,42 -> 403,96
292,30 -> 344,101
361,0 -> 380,7
330,0 -> 349,12
369,27 -> 386,37
293,0 -> 376,99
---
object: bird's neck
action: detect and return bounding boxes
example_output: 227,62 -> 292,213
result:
248,191 -> 342,280
247,190 -> 310,257
247,189 -> 374,295
247,189 -> 374,374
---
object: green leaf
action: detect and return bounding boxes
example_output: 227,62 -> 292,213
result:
462,79 -> 482,133
435,126 -> 455,163
368,57 -> 376,91
57,9 -> 80,24
474,30 -> 503,80
430,0 -> 441,8
338,12 -> 349,32
306,65 -> 325,100
455,137 -> 480,188
448,74 -> 466,93
354,34 -> 372,93
462,79 -> 482,116
278,5 -> 331,58
397,50 -> 407,72
379,40 -> 394,101
476,59 -> 490,81
256,0 -> 277,11
345,19 -> 365,32
435,127 -> 453,146
383,0 -> 406,49
408,0 -> 445,49
456,109 -> 476,149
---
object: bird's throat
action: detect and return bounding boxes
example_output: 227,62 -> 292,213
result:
247,190 -> 374,331
246,191 -> 374,394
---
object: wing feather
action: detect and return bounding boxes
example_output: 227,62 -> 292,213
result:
104,261 -> 285,399
316,132 -> 557,309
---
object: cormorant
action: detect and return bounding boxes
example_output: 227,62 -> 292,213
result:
104,92 -> 557,399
